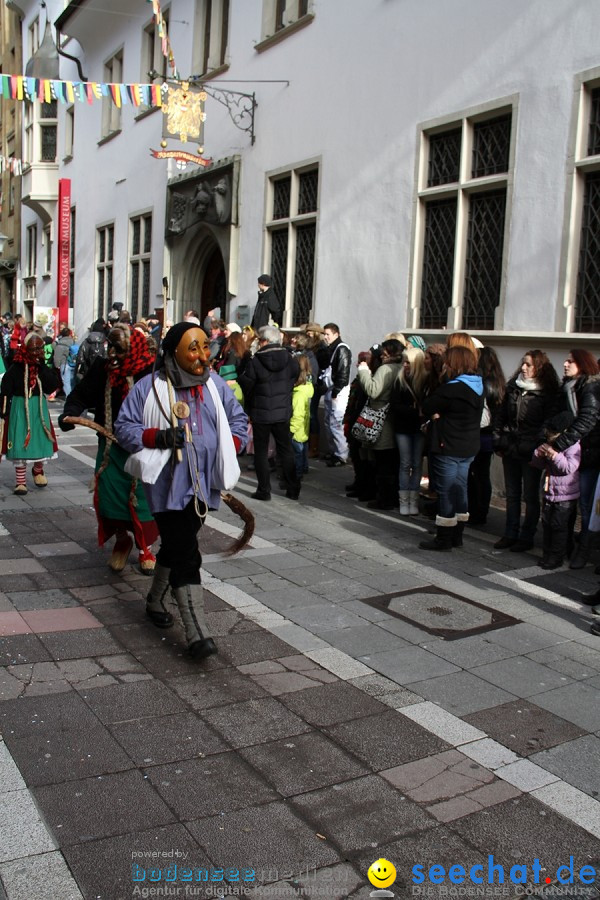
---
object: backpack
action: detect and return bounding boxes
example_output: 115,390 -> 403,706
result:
67,344 -> 79,368
76,335 -> 106,381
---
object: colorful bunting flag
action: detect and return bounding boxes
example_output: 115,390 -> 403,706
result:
0,73 -> 165,110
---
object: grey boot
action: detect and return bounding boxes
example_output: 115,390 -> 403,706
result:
145,563 -> 174,628
399,491 -> 410,516
408,490 -> 419,515
171,583 -> 217,660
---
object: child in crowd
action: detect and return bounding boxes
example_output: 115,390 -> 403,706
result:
531,411 -> 580,569
290,354 -> 314,480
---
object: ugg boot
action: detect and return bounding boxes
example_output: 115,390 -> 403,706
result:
145,563 -> 174,628
109,531 -> 133,572
408,491 -> 419,515
452,522 -> 465,547
399,491 -> 410,516
171,583 -> 217,660
419,516 -> 456,551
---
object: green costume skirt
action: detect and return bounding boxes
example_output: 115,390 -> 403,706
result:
6,396 -> 56,460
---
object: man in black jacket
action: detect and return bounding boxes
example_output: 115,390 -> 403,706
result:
251,275 -> 283,330
322,323 -> 352,466
238,325 -> 300,501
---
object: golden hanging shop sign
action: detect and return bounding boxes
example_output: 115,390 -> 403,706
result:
162,81 -> 206,145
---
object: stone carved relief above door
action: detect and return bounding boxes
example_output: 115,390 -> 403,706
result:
167,171 -> 232,234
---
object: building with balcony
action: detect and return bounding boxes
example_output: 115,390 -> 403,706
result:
0,0 -> 23,315
6,0 -> 600,370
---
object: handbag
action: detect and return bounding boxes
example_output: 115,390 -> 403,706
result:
351,402 -> 389,444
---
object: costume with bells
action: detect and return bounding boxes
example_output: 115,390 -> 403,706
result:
114,322 -> 249,661
0,333 -> 60,494
58,327 -> 159,573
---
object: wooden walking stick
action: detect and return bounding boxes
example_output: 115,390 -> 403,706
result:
61,416 -> 117,442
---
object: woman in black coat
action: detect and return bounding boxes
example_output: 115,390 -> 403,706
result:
550,348 -> 600,568
493,350 -> 559,552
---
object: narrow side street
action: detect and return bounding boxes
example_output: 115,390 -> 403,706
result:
0,406 -> 599,900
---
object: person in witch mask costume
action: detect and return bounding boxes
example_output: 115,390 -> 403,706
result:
0,332 -> 61,493
58,325 -> 159,573
114,322 -> 248,661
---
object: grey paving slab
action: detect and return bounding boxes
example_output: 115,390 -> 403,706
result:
529,734 -> 600,797
409,670 -> 517,716
0,558 -> 45,575
421,633 -> 518,667
0,690 -> 99,738
108,712 -> 228,765
4,718 -> 133,785
250,863 -> 363,900
349,673 -> 422,709
361,645 -> 461,684
169,666 -> 268,710
239,731 -> 369,796
290,774 -> 436,854
25,542 -> 87,558
531,781 -> 600,839
309,578 -> 380,602
351,570 -> 432,593
201,696 -> 311,748
449,794 -> 600,863
325,708 -> 450,771
6,589 -> 80,611
283,565 -> 344,587
33,769 -> 176,846
523,680 -> 600,733
216,630 -> 296,665
374,614 -> 435,643
339,599 -> 393,623
483,622 -> 568,653
62,823 -> 208,900
268,623 -> 330,652
465,700 -> 588,757
317,623 -> 409,656
0,790 -> 56,862
527,641 -> 600,673
0,741 -> 25,793
470,656 -> 574,697
278,680 -> 388,727
253,586 -> 327,614
0,851 -> 83,900
38,628 -> 124,661
79,679 -> 187,723
145,752 -> 279,819
282,602 -> 367,633
188,800 -> 340,874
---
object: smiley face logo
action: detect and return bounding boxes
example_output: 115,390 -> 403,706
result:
368,858 -> 397,889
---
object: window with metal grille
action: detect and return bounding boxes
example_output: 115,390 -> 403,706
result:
575,171 -> 600,332
419,199 -> 457,329
463,190 -> 507,331
427,128 -> 461,187
298,169 -> 318,214
129,213 -> 152,321
39,100 -> 57,163
472,114 -> 511,178
273,177 -> 291,219
416,105 -> 512,330
293,223 -> 316,325
588,87 -> 600,157
265,164 -> 318,327
96,224 -> 114,320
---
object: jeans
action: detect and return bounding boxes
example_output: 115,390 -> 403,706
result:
324,386 -> 349,460
396,432 -> 424,492
253,420 -> 299,495
541,498 -> 577,560
579,466 -> 599,533
291,438 -> 308,479
431,454 -> 474,521
502,456 -> 543,540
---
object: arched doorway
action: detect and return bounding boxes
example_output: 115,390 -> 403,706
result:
201,247 -> 226,321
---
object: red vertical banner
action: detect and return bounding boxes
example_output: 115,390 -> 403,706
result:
57,178 -> 71,323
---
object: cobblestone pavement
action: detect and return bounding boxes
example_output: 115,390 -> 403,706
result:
0,406 -> 599,900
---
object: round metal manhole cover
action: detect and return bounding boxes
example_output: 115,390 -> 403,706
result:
388,592 -> 494,632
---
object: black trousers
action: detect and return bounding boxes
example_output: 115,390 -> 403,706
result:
154,498 -> 206,587
252,420 -> 299,495
468,450 -> 493,523
541,498 -> 577,560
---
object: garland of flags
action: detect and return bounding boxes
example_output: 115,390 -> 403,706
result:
0,74 -> 165,109
147,0 -> 179,79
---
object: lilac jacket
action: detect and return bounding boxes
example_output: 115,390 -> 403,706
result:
531,442 -> 580,502
114,371 -> 248,513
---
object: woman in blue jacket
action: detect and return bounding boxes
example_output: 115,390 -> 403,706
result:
419,346 -> 484,551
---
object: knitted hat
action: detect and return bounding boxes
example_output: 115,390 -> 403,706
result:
226,322 -> 242,333
219,364 -> 238,380
407,335 -> 427,351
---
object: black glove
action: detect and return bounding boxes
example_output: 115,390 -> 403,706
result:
58,413 -> 76,432
155,426 -> 185,449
